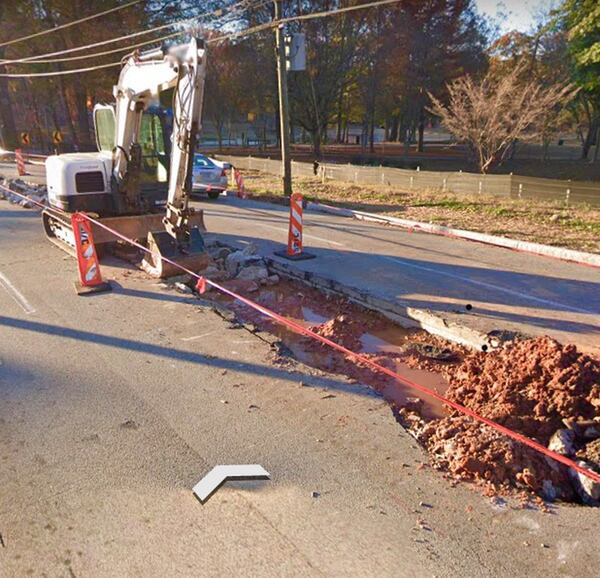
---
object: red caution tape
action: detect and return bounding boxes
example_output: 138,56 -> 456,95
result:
3,183 -> 600,486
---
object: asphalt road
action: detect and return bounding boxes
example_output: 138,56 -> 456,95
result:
0,182 -> 600,577
1,164 -> 599,576
3,159 -> 600,353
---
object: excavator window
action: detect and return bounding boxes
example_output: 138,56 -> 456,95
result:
94,106 -> 116,152
139,112 -> 169,184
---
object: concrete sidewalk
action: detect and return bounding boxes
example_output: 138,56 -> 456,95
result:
195,195 -> 600,354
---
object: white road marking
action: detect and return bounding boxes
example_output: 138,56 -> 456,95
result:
255,222 -> 344,247
193,464 -> 270,503
380,256 -> 596,315
181,331 -> 215,342
0,271 -> 35,314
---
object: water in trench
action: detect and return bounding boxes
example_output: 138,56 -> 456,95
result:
209,279 -> 455,420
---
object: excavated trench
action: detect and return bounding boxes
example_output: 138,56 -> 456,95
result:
192,264 -> 600,507
205,278 -> 455,421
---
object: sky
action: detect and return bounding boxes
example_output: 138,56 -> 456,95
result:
474,0 -> 559,33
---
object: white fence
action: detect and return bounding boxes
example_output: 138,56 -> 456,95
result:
217,155 -> 600,207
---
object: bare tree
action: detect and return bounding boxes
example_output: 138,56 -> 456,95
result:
428,63 -> 577,173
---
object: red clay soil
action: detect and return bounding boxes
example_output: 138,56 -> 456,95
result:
419,337 -> 600,499
443,336 -> 600,441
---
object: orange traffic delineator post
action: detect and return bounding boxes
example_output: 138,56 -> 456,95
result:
274,192 -> 315,261
15,148 -> 26,176
234,168 -> 247,199
71,212 -> 111,295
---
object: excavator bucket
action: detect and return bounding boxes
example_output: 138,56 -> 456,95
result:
141,227 -> 209,278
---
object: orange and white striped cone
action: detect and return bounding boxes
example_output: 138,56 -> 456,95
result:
71,212 -> 111,295
15,148 -> 26,176
234,168 -> 247,199
274,193 -> 315,261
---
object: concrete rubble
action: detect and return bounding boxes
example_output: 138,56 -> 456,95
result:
204,241 -> 278,287
413,337 -> 600,504
0,176 -> 47,208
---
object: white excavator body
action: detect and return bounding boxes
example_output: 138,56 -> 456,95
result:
43,38 -> 208,277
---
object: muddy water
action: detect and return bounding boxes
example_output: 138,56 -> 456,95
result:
211,280 -> 451,419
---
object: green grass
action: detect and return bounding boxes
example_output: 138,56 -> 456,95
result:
410,199 -> 477,210
563,218 -> 600,234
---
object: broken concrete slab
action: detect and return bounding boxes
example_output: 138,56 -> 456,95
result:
265,257 -> 496,351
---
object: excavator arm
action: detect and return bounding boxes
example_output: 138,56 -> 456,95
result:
111,38 -> 208,276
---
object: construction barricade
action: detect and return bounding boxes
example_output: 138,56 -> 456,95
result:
15,149 -> 26,176
275,192 -> 315,261
71,212 -> 111,295
234,168 -> 247,199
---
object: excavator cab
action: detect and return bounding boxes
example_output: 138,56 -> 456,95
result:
94,104 -> 170,202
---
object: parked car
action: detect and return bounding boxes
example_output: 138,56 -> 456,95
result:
192,154 -> 231,199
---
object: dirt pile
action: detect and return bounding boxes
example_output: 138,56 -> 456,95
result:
309,313 -> 377,351
414,337 -> 600,502
444,336 -> 600,440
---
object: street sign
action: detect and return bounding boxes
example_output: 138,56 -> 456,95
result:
20,132 -> 30,145
52,130 -> 63,144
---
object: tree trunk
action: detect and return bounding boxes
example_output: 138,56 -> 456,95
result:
58,76 -> 79,150
311,129 -> 321,159
335,88 -> 344,143
0,50 -> 18,150
74,88 -> 92,149
390,114 -> 399,142
28,83 -> 47,153
582,118 -> 598,160
417,108 -> 425,153
217,121 -> 223,152
0,1 -> 18,151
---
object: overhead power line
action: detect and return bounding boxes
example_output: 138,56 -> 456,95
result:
0,0 -> 145,49
207,0 -> 403,44
4,30 -> 185,65
0,61 -> 123,78
0,20 -> 191,65
0,0 -> 402,78
0,0 -> 258,65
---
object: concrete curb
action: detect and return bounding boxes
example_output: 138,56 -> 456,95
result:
306,201 -> 600,268
265,257 -> 500,352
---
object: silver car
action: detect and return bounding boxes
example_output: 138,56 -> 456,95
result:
192,154 -> 230,199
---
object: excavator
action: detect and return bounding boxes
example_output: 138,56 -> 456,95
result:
43,37 -> 208,278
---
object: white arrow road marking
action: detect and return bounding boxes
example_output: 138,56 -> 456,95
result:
0,270 -> 35,314
192,464 -> 270,503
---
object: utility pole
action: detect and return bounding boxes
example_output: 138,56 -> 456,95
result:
274,0 -> 292,196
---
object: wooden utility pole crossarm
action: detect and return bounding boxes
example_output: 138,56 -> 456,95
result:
274,0 -> 292,196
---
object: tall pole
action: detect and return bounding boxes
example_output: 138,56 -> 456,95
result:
274,0 -> 292,196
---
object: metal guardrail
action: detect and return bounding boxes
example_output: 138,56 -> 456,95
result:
216,154 -> 600,207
